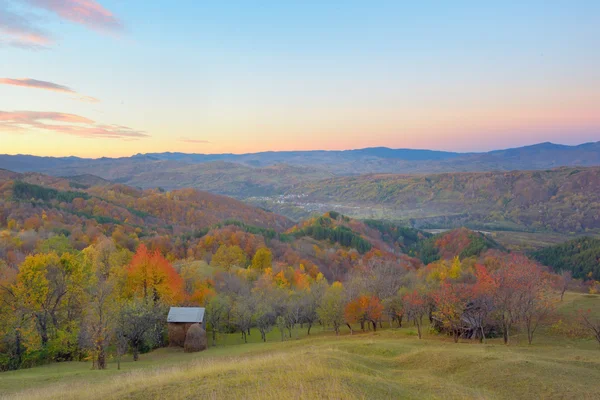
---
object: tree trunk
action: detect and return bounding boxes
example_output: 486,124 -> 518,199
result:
133,346 -> 139,361
502,322 -> 509,345
347,323 -> 353,335
212,329 -> 217,346
416,321 -> 422,339
97,348 -> 106,370
307,323 -> 312,335
15,329 -> 22,368
372,320 -> 377,332
527,320 -> 534,345
480,326 -> 486,344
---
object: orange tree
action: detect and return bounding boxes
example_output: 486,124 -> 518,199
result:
344,295 -> 383,332
125,244 -> 184,305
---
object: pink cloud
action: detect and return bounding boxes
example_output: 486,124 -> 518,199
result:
1,78 -> 101,102
24,0 -> 123,33
1,1 -> 123,50
0,111 -> 93,123
0,110 -> 148,139
0,78 -> 74,93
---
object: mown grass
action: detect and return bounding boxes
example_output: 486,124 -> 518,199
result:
1,292 -> 599,400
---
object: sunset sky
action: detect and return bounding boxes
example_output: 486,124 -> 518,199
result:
1,1 -> 599,157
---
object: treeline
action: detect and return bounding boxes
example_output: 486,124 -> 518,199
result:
290,214 -> 373,254
409,228 -> 502,264
363,219 -> 427,247
530,237 -> 600,280
12,181 -> 90,203
293,225 -> 372,254
2,230 -> 589,372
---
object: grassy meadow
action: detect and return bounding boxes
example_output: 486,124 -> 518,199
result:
1,292 -> 599,400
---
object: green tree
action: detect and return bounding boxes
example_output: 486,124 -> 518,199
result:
205,294 -> 231,346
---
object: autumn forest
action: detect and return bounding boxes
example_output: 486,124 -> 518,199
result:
1,165 -> 599,380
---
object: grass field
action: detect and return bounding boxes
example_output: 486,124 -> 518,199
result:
1,292 -> 599,400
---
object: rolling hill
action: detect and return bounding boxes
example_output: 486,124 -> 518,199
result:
258,166 -> 600,233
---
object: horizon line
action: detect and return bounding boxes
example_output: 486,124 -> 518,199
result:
0,140 -> 598,160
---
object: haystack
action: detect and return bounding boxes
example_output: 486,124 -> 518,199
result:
168,323 -> 190,347
184,323 -> 207,353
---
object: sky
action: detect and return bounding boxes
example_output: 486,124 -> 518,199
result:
1,1 -> 599,158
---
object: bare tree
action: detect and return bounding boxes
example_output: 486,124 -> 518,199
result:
559,271 -> 572,302
232,296 -> 254,343
301,280 -> 326,335
580,311 -> 600,346
253,300 -> 275,342
285,291 -> 304,339
520,278 -> 556,345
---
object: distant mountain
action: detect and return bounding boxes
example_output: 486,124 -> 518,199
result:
0,141 -> 598,197
139,147 -> 464,165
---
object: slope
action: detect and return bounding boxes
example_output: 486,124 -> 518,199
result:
279,166 -> 600,232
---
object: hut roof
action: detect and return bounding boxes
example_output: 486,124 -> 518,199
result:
167,307 -> 205,323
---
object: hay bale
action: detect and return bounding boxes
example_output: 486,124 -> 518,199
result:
168,323 -> 188,347
184,323 -> 207,353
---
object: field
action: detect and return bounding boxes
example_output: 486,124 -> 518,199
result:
1,292 -> 599,400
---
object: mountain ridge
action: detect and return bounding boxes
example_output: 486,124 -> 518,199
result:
1,141 -> 599,197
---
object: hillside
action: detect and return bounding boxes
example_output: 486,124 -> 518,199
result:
0,171 -> 298,269
0,172 -> 423,281
0,171 -> 293,232
1,141 -> 599,197
270,166 -> 600,232
530,236 -> 600,280
409,227 -> 503,264
0,158 -> 333,196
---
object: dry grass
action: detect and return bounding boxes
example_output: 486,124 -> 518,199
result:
3,331 -> 600,400
2,292 -> 599,400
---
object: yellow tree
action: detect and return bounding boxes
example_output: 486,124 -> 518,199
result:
81,243 -> 123,369
250,247 -> 272,270
14,252 -> 89,350
211,244 -> 247,271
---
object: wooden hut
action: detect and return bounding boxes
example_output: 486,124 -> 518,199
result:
167,307 -> 206,347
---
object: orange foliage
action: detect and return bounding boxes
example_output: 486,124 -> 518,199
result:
344,295 -> 383,330
126,244 -> 184,304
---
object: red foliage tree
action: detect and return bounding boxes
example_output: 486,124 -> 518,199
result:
126,244 -> 184,305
